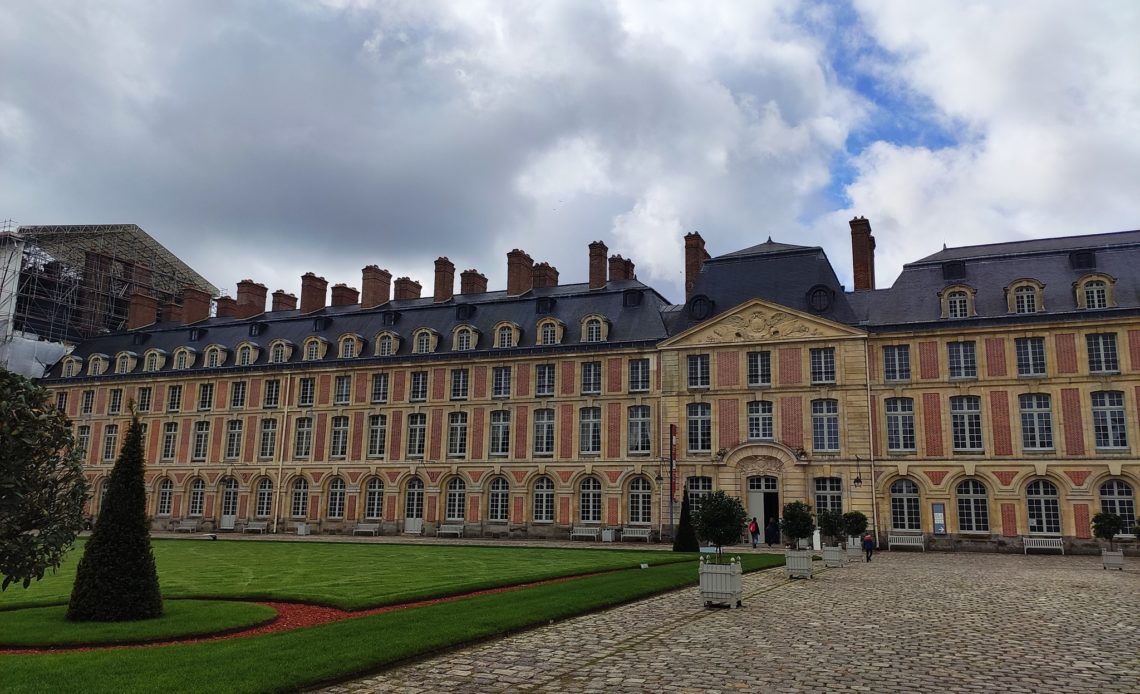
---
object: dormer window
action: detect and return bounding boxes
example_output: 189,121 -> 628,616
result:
456,304 -> 476,321
268,340 -> 291,364
454,326 -> 477,351
939,284 -> 977,319
1006,279 -> 1044,314
1074,274 -> 1116,310
948,292 -> 968,317
62,357 -> 81,377
494,323 -> 518,349
143,350 -> 164,372
236,343 -> 256,366
536,297 -> 556,314
303,338 -> 325,361
89,357 -> 105,376
204,346 -> 225,368
375,332 -> 398,357
540,322 -> 557,345
338,334 -> 362,359
414,330 -> 433,354
189,328 -> 205,342
580,315 -> 609,343
173,348 -> 194,370
115,354 -> 132,374
249,322 -> 265,337
381,311 -> 399,326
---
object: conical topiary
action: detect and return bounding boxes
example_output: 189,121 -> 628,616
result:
672,490 -> 701,552
67,414 -> 162,621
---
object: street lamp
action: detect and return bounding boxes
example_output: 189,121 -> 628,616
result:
853,455 -> 864,488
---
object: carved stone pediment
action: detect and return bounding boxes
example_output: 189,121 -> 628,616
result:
737,456 -> 786,475
662,299 -> 863,347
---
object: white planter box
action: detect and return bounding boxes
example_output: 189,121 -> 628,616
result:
785,549 -> 813,579
1102,550 -> 1124,571
822,545 -> 845,568
699,556 -> 742,608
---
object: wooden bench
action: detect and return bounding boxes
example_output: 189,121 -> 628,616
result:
436,524 -> 464,538
888,534 -> 925,551
620,526 -> 653,542
1023,536 -> 1064,554
352,523 -> 381,536
570,525 -> 601,541
242,521 -> 268,534
173,519 -> 198,533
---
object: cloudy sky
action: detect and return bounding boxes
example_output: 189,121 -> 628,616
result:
2,0 -> 1138,305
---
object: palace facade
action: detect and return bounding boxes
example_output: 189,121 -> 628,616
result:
42,219 -> 1140,551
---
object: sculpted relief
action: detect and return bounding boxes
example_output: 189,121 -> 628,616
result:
700,308 -> 824,343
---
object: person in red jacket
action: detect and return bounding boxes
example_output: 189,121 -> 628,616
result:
748,517 -> 760,548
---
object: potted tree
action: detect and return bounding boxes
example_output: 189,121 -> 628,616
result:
842,511 -> 870,562
692,490 -> 748,608
1092,511 -> 1126,571
783,501 -> 815,579
817,509 -> 845,568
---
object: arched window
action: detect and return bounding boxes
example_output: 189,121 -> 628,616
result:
365,478 -> 384,520
1099,479 -> 1135,533
628,476 -> 652,524
890,479 -> 920,531
327,478 -> 346,519
89,357 -> 106,375
947,290 -> 969,319
1084,280 -> 1107,309
497,325 -> 514,348
270,342 -> 287,364
188,479 -> 206,517
156,479 -> 173,516
414,330 -> 432,354
340,337 -> 357,359
456,328 -> 473,351
580,477 -> 602,523
205,347 -> 222,368
1075,274 -> 1116,309
1026,479 -> 1060,534
1013,285 -> 1038,314
116,354 -> 132,374
304,339 -> 321,361
221,478 -> 239,519
291,478 -> 309,518
540,321 -> 557,346
237,345 -> 253,366
256,479 -> 273,517
488,477 -> 510,523
63,358 -> 78,377
145,352 -> 160,372
956,479 -> 989,532
377,334 -> 394,357
174,349 -> 190,370
584,317 -> 603,343
445,478 -> 466,522
405,477 -> 424,521
533,476 -> 554,522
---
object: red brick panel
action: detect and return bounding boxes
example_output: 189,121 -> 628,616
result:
514,406 -> 528,459
993,470 -> 1017,487
607,497 -> 619,525
558,496 -> 570,524
426,496 -> 438,523
918,341 -> 939,379
317,375 -> 331,406
777,348 -> 801,386
512,496 -> 524,523
177,422 -> 191,463
95,388 -> 108,415
559,404 -> 574,458
1054,334 -> 1078,374
351,412 -> 364,459
354,373 -> 368,404
1129,330 -> 1140,371
1001,503 -> 1018,537
606,402 -> 621,458
309,494 -> 319,520
1061,388 -> 1085,455
431,368 -> 446,401
66,389 -> 79,418
346,495 -> 357,521
779,397 -> 803,448
148,424 -> 161,463
429,409 -> 443,460
210,416 -> 224,461
1073,503 -> 1091,539
561,361 -> 576,395
606,358 -> 622,393
517,363 -> 532,397
242,416 -> 257,463
985,338 -> 1007,378
392,371 -> 407,402
246,381 -> 259,409
1064,470 -> 1090,487
238,495 -> 248,518
389,410 -> 403,460
470,407 -> 484,460
216,383 -> 228,410
473,366 -> 487,399
870,397 -> 881,457
990,391 -> 1012,455
314,413 -> 328,462
718,399 -> 739,449
468,495 -> 481,522
716,351 -> 739,387
922,393 -> 943,457
204,494 -> 215,518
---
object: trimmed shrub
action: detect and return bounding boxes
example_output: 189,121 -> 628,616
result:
672,491 -> 700,552
691,491 -> 747,562
782,501 -> 815,548
1092,511 -> 1126,551
841,510 -> 869,539
817,509 -> 843,544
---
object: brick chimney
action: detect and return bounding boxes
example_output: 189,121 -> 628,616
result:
160,301 -> 182,324
127,292 -> 159,330
181,286 -> 212,324
460,269 -> 488,295
434,257 -> 455,303
506,249 -> 534,296
684,232 -> 709,300
361,266 -> 391,309
330,283 -> 359,306
215,296 -> 237,318
393,277 -> 422,300
624,258 -> 636,280
850,216 -> 876,291
271,289 -> 297,311
299,273 -> 328,313
236,279 -> 268,318
589,241 -> 608,289
532,262 -> 559,289
610,254 -> 636,282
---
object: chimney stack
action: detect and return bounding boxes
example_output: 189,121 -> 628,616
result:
684,232 -> 709,300
393,277 -> 422,300
434,257 -> 455,303
272,289 -> 297,312
361,266 -> 392,309
127,292 -> 159,330
609,254 -> 635,282
181,286 -> 212,324
460,269 -> 488,295
160,300 -> 182,324
300,273 -> 328,313
215,296 -> 237,318
506,249 -> 534,296
236,279 -> 268,318
532,262 -> 559,288
331,283 -> 360,306
589,241 -> 608,289
850,216 -> 876,291
624,258 -> 635,280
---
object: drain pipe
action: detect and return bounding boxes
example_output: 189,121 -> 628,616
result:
863,336 -> 881,547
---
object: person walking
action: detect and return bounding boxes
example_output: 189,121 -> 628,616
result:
862,532 -> 875,562
764,517 -> 780,548
748,517 -> 760,548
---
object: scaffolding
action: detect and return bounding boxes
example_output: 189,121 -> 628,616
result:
0,223 -> 218,347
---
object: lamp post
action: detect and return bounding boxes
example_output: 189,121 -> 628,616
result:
853,455 -> 864,488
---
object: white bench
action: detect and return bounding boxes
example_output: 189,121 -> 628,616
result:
436,524 -> 464,538
570,525 -> 601,541
888,534 -> 925,551
620,526 -> 653,542
1023,536 -> 1064,554
352,523 -> 381,536
242,521 -> 268,534
173,519 -> 198,533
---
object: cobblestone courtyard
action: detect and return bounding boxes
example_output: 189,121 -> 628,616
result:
321,551 -> 1138,693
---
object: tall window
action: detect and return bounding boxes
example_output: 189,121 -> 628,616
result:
951,396 -> 983,451
270,343 -> 286,363
628,358 -> 650,392
1099,480 -> 1136,532
327,478 -> 345,519
188,479 -> 205,516
410,371 -> 428,401
192,421 -> 210,461
490,410 -> 510,455
263,380 -> 280,408
136,387 -> 152,412
814,477 -> 842,514
167,385 -> 183,412
1019,394 -> 1053,450
885,398 -> 916,452
291,478 -> 309,518
1084,280 -> 1108,309
230,381 -> 247,408
305,340 -> 321,361
1015,337 -> 1046,376
447,412 -> 468,457
747,351 -> 771,386
116,354 -> 131,374
533,477 -> 554,522
334,375 -> 351,405
406,413 -> 426,457
225,420 -> 242,459
536,364 -> 555,396
157,479 -> 173,516
579,407 -> 601,454
90,357 -> 105,375
197,383 -> 214,411
883,345 -> 911,382
956,479 -> 989,532
1013,285 -> 1037,313
688,476 -> 713,508
1092,391 -> 1128,449
540,322 -> 557,346
584,318 -> 603,343
367,414 -> 387,458
371,373 -> 389,403
415,331 -> 432,354
256,479 -> 273,517
581,361 -> 601,394
534,408 -> 554,455
947,291 -> 969,319
629,477 -> 652,524
580,477 -> 602,522
488,477 -> 509,522
811,399 -> 839,452
108,388 -> 123,415
492,366 -> 512,398
340,339 -> 356,359
810,348 -> 836,384
451,368 -> 469,400
890,479 -> 920,531
329,416 -> 349,458
237,345 -> 253,365
298,377 -> 315,407
205,348 -> 221,368
81,389 -> 94,414
174,351 -> 188,370
497,325 -> 514,348
102,424 -> 118,461
687,403 -> 711,452
628,405 -> 651,454
76,425 -> 91,458
947,341 -> 977,379
144,352 -> 159,372
445,478 -> 466,521
377,334 -> 394,356
747,401 -> 773,441
456,328 -> 473,351
294,417 -> 313,458
259,419 -> 277,458
1026,479 -> 1060,534
687,354 -> 710,388
1087,333 -> 1119,373
364,479 -> 384,520
161,423 -> 178,461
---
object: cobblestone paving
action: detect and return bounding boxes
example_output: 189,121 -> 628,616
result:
319,552 -> 1139,693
